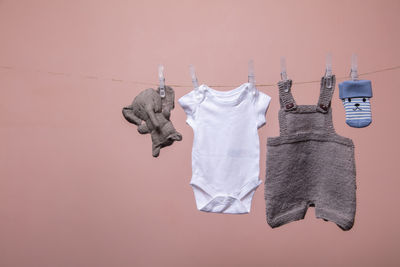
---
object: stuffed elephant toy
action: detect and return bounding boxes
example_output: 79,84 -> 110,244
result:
122,86 -> 182,157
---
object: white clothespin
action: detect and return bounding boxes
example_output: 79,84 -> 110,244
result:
248,59 -> 256,94
158,64 -> 165,98
280,56 -> 288,81
189,64 -> 199,91
280,56 -> 290,92
325,52 -> 333,88
350,53 -> 358,81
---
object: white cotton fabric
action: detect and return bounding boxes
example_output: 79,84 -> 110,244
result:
179,83 -> 271,214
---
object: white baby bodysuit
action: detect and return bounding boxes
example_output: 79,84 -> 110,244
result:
179,83 -> 271,214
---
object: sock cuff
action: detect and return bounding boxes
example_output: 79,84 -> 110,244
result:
339,80 -> 373,99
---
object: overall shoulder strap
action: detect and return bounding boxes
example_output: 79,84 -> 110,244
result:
278,79 -> 297,111
317,75 -> 336,113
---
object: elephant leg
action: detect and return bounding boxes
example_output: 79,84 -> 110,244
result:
122,105 -> 142,126
160,120 -> 183,143
152,143 -> 161,157
145,106 -> 160,129
137,123 -> 150,134
167,131 -> 182,142
162,109 -> 171,120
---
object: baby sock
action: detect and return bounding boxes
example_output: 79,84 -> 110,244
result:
339,80 -> 373,128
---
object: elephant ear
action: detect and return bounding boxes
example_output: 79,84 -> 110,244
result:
122,104 -> 141,125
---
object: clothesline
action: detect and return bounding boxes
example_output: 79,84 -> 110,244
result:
1,64 -> 399,88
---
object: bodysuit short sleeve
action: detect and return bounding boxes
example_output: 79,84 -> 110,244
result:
178,91 -> 198,127
255,91 -> 271,128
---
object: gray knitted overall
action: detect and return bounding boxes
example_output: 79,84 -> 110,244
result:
265,76 -> 356,231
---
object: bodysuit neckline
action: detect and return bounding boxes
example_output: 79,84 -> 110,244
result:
201,82 -> 250,106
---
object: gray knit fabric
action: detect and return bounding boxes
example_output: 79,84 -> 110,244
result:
122,86 -> 182,157
265,76 -> 357,231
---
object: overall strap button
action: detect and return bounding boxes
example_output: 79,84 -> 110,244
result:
319,104 -> 328,111
286,103 -> 294,110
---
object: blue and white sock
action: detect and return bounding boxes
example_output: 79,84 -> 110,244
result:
339,80 -> 373,128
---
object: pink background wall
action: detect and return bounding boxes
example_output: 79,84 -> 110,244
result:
1,0 -> 400,266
